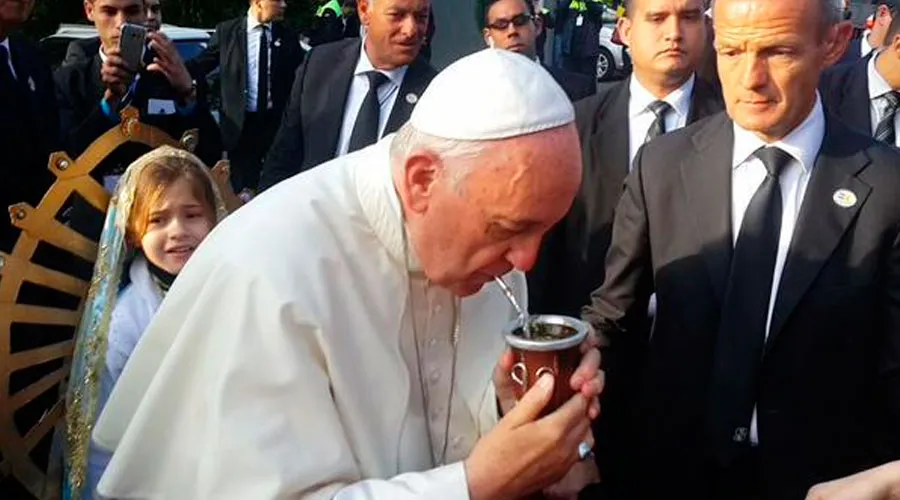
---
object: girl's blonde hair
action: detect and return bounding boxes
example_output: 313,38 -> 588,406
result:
125,156 -> 218,247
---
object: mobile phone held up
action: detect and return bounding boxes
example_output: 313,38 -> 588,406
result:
119,23 -> 148,72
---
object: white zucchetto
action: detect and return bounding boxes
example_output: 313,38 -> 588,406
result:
410,49 -> 575,141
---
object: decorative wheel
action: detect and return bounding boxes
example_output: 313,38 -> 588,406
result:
0,107 -> 210,499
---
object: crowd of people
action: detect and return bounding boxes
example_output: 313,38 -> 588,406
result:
6,0 -> 900,498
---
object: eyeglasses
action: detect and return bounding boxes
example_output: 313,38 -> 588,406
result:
486,13 -> 534,31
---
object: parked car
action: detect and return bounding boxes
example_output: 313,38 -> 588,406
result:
597,23 -> 631,82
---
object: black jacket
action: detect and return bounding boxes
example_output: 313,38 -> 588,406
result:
585,113 -> 900,499
54,54 -> 223,241
1,34 -> 61,251
189,17 -> 304,151
259,38 -> 436,190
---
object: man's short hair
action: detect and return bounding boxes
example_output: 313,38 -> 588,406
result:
708,0 -> 843,30
885,4 -> 900,43
478,0 -> 535,29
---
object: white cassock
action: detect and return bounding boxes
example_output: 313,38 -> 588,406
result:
92,136 -> 527,499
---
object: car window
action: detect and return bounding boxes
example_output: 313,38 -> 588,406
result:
175,40 -> 208,62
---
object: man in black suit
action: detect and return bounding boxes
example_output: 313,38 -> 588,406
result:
55,0 -> 222,243
0,0 -> 60,251
63,0 -> 162,67
258,0 -> 436,191
0,1 -> 64,496
528,0 -> 721,317
821,7 -> 900,147
583,0 -> 900,497
189,0 -> 304,196
480,0 -> 595,101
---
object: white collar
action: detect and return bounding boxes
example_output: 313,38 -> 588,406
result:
863,29 -> 876,55
355,38 -> 408,88
353,135 -> 422,272
628,73 -> 695,120
868,51 -> 895,101
0,37 -> 9,53
247,10 -> 272,31
732,93 -> 825,173
99,44 -> 109,63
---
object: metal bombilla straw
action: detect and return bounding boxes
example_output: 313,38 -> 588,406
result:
493,276 -> 532,339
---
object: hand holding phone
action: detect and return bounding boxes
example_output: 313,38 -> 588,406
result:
100,46 -> 135,99
118,23 -> 148,72
146,31 -> 194,99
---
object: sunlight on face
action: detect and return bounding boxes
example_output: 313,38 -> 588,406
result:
140,178 -> 215,275
407,126 -> 582,297
714,0 -> 839,141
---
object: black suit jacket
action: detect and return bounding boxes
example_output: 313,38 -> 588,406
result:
1,35 -> 61,251
63,37 -> 101,67
584,112 -> 900,499
528,76 -> 723,317
259,38 -> 437,191
820,54 -> 874,138
54,54 -> 223,243
546,65 -> 595,102
189,17 -> 304,151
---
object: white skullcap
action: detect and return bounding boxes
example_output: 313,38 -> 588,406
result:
410,48 -> 575,141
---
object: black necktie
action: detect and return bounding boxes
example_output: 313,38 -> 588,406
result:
644,100 -> 672,143
257,25 -> 269,113
708,146 -> 792,464
875,91 -> 900,146
348,71 -> 390,153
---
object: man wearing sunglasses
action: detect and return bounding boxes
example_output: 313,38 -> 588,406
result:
481,0 -> 595,101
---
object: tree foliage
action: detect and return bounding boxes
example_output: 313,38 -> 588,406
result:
22,0 -> 316,41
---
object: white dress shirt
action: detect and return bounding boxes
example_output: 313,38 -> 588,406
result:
246,11 -> 273,112
867,52 -> 900,147
0,38 -> 16,80
731,96 -> 825,445
627,74 -> 695,168
862,29 -> 876,59
335,40 -> 408,157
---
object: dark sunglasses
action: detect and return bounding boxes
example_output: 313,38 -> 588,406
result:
487,13 -> 534,31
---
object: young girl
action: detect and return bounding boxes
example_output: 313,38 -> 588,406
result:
63,146 -> 228,500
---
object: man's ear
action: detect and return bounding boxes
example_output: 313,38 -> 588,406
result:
403,152 -> 442,214
823,20 -> 854,68
359,0 -> 373,27
617,16 -> 632,48
84,0 -> 95,22
483,28 -> 493,48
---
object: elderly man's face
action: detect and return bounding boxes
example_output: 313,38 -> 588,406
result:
402,126 -> 581,297
145,0 -> 161,31
0,0 -> 35,29
714,0 -> 844,141
359,0 -> 429,69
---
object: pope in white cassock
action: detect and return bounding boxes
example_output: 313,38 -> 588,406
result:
91,49 -> 604,499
